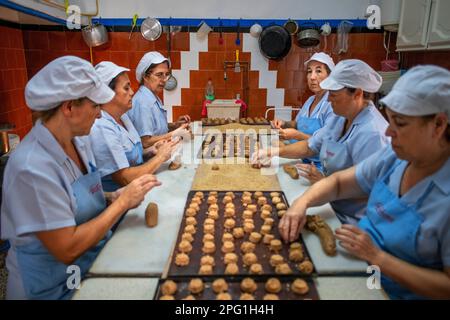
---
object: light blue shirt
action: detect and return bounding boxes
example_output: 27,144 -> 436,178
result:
294,92 -> 335,133
127,85 -> 168,137
308,102 -> 390,224
89,110 -> 143,181
356,146 -> 450,268
0,121 -> 99,299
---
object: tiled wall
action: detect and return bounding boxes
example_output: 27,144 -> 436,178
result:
0,25 -> 31,138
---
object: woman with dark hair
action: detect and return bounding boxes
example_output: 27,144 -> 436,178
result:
89,61 -> 178,192
127,51 -> 191,148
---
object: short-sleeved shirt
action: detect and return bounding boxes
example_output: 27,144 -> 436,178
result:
356,146 -> 450,268
308,102 -> 390,224
1,120 -> 97,245
127,85 -> 168,137
89,110 -> 143,180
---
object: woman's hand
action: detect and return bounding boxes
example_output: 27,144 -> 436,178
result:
118,174 -> 161,209
271,119 -> 284,129
296,163 -> 324,184
250,148 -> 274,168
176,115 -> 191,126
279,128 -> 302,140
155,139 -> 180,162
335,224 -> 383,263
278,203 -> 308,243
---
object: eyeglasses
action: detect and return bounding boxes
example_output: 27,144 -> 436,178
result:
148,72 -> 172,80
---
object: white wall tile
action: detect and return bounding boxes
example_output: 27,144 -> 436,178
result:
275,106 -> 293,121
259,71 -> 277,89
189,32 -> 208,52
165,105 -> 173,122
267,88 -> 285,107
163,87 -> 181,107
172,69 -> 190,88
243,33 -> 269,71
181,51 -> 199,70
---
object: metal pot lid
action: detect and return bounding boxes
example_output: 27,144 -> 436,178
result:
141,17 -> 162,41
164,75 -> 177,91
284,19 -> 299,35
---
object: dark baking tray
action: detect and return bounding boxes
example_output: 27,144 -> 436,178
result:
198,133 -> 261,159
154,276 -> 319,300
167,191 -> 315,277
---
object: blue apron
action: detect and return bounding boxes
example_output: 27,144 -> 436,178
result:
359,161 -> 434,299
320,136 -> 366,224
294,116 -> 322,171
358,161 -> 434,300
102,140 -> 144,192
15,163 -> 109,300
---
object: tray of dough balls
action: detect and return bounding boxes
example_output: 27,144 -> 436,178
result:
167,190 -> 316,277
155,276 -> 319,300
198,133 -> 260,159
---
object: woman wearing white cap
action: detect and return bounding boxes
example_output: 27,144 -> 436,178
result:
0,56 -> 161,299
280,65 -> 450,299
128,51 -> 191,148
89,61 -> 179,192
271,52 -> 337,175
254,59 -> 389,224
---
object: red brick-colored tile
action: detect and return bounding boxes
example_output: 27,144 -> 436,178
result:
9,29 -> 24,49
110,32 -> 138,52
348,34 -> 366,54
48,31 -> 67,51
172,105 -> 190,121
181,88 -> 195,105
249,71 -> 259,89
172,32 -> 189,51
276,70 -> 294,89
128,51 -> 145,69
208,32 -> 222,52
199,52 -> 217,70
285,52 -> 300,71
66,31 -> 88,51
93,49 -> 111,65
5,48 -> 18,69
23,31 -> 49,50
110,51 -> 130,68
292,71 -> 306,91
0,27 -> 10,48
224,32 -> 242,51
284,89 -> 300,106
365,34 -> 384,54
248,89 -> 267,107
169,51 -> 181,70
136,35 -> 155,51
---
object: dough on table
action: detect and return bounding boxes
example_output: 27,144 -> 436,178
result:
175,253 -> 190,266
188,278 -> 204,294
291,278 -> 309,295
161,280 -> 177,295
265,278 -> 282,294
240,278 -> 257,293
212,278 -> 228,293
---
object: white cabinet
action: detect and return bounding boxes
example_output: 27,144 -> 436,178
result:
396,0 -> 450,51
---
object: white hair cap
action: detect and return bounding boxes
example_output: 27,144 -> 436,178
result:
135,51 -> 169,83
25,56 -> 114,111
304,52 -> 335,71
380,65 -> 450,123
320,59 -> 382,93
95,61 -> 130,86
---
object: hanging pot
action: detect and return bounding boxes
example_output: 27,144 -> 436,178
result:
141,17 -> 162,41
258,25 -> 291,60
297,22 -> 321,48
82,23 -> 108,47
164,27 -> 178,91
284,19 -> 299,35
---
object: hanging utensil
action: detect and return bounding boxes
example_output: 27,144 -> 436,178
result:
141,17 -> 162,41
219,18 -> 224,45
297,22 -> 321,48
164,23 -> 178,91
259,25 -> 291,60
234,50 -> 241,73
235,19 -> 241,46
129,14 -> 138,40
284,19 -> 299,35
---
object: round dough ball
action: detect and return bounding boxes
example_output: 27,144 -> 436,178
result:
222,232 -> 234,243
290,242 -> 302,250
223,252 -> 238,264
244,218 -> 254,225
253,191 -> 263,199
275,263 -> 293,275
212,278 -> 228,293
257,196 -> 268,206
243,222 -> 255,234
270,254 -> 284,267
182,295 -> 196,300
263,234 -> 275,244
232,227 -> 244,239
261,204 -> 273,212
189,202 -> 200,212
277,210 -> 286,218
240,241 -> 256,254
207,196 -> 217,205
225,191 -> 235,199
243,252 -> 258,266
209,191 -> 218,197
224,208 -> 235,218
222,195 -> 233,204
240,293 -> 255,300
200,255 -> 215,266
208,210 -> 219,220
216,292 -> 232,300
225,202 -> 235,209
160,295 -> 175,300
263,294 -> 279,300
249,232 -> 262,244
224,218 -> 236,230
260,225 -> 272,235
181,232 -> 194,243
185,217 -> 197,226
247,204 -> 257,212
188,278 -> 204,294
298,260 -> 314,275
178,240 -> 192,253
209,203 -> 219,211
276,203 -> 287,210
221,241 -> 235,253
270,239 -> 283,252
199,264 -> 213,275
249,263 -> 263,275
161,280 -> 177,295
260,210 -> 272,220
224,263 -> 239,275
191,197 -> 202,205
270,192 -> 280,198
184,224 -> 196,234
185,208 -> 197,217
175,253 -> 190,266
240,278 -> 257,293
242,210 -> 253,219
202,241 -> 216,254
265,278 -> 282,293
271,196 -> 281,204
292,278 -> 309,295
204,218 -> 215,226
263,217 -> 274,227
242,196 -> 252,205
203,224 -> 215,235
242,191 -> 252,198
289,249 -> 304,262
194,191 -> 204,199
203,233 -> 215,243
